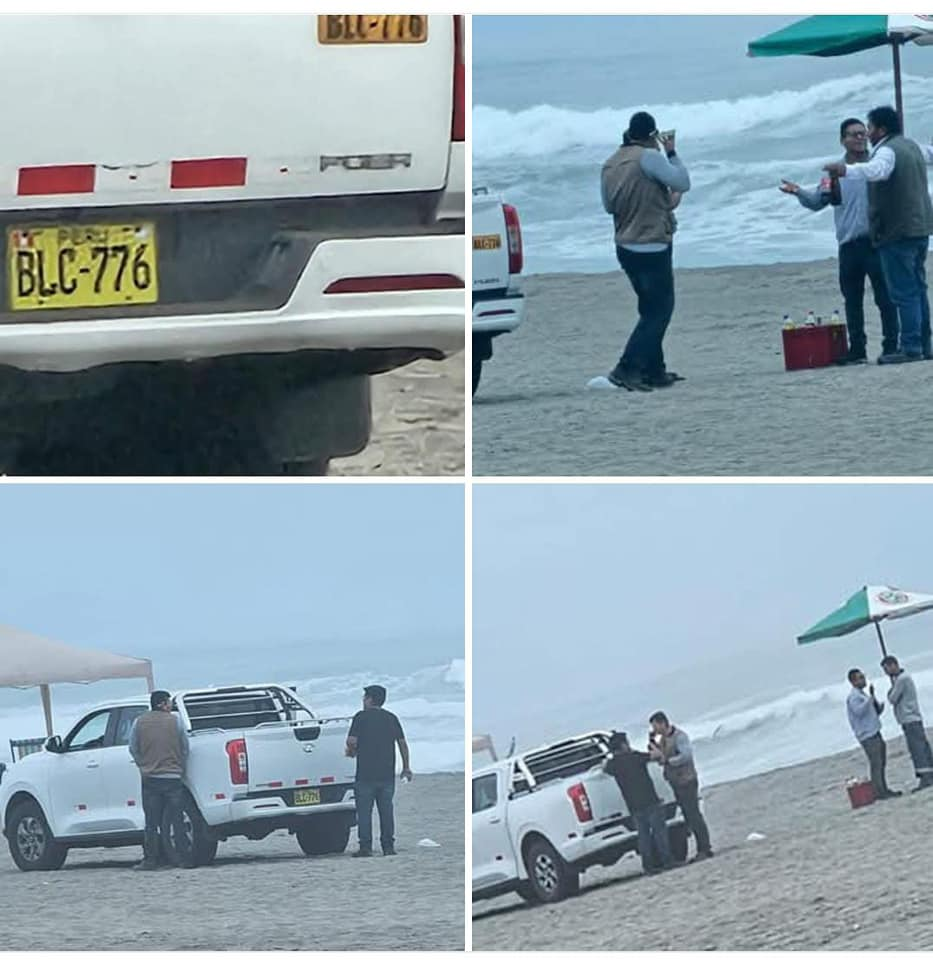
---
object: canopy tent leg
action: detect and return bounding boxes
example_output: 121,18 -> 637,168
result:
39,684 -> 53,737
892,40 -> 904,130
874,621 -> 889,659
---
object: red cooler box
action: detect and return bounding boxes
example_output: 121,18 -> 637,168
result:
847,780 -> 875,809
782,324 -> 848,371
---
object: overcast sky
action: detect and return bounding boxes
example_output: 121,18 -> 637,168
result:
473,484 -> 933,749
0,483 -> 464,697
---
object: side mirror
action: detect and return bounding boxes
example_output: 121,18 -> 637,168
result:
45,735 -> 64,754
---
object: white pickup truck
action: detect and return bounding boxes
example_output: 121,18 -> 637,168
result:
0,15 -> 465,475
0,683 -> 356,871
471,187 -> 525,395
472,731 -> 688,905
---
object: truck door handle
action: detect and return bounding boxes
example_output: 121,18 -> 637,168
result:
488,816 -> 501,824
86,760 -> 99,769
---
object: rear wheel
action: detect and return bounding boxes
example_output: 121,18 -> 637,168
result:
7,800 -> 68,872
296,815 -> 352,855
162,792 -> 218,868
472,355 -> 483,396
523,837 -> 579,904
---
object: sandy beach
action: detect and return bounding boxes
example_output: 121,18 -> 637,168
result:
333,355 -> 465,476
2,772 -> 463,951
473,256 -> 933,476
472,732 -> 933,950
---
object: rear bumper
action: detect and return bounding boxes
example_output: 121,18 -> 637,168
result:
472,291 -> 525,335
201,791 -> 356,828
0,232 -> 465,373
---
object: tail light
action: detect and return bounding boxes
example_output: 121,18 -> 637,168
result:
503,204 -> 523,275
567,782 -> 593,823
225,738 -> 248,786
324,274 -> 463,294
452,15 -> 464,142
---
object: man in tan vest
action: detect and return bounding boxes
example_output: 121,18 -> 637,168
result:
597,111 -> 691,393
129,690 -> 189,870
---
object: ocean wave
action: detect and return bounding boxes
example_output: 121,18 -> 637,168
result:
473,72 -> 933,161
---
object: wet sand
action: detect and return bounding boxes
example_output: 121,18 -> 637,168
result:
2,772 -> 463,951
473,257 -> 933,476
473,732 -> 933,950
333,355 -> 465,476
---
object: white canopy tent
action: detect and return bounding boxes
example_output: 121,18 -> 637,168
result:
0,623 -> 154,737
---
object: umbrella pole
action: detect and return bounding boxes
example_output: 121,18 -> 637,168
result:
39,684 -> 53,738
874,621 -> 889,660
892,40 -> 904,130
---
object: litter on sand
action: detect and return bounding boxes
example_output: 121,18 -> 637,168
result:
746,832 -> 767,842
417,838 -> 441,848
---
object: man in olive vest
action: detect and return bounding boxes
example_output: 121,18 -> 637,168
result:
825,106 -> 933,363
598,111 -> 691,392
129,690 -> 189,870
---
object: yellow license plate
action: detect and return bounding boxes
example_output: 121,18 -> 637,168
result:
473,235 -> 502,251
318,15 -> 428,44
8,222 -> 159,311
293,788 -> 321,806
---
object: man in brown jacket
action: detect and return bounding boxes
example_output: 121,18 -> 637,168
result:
129,690 -> 189,870
598,111 -> 691,392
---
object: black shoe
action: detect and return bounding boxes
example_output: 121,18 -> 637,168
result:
382,848 -> 397,856
879,789 -> 902,799
835,351 -> 867,366
352,849 -> 373,858
642,371 -> 685,388
608,367 -> 653,392
691,850 -> 714,862
878,351 -> 923,365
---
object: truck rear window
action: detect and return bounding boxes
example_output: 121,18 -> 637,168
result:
182,687 -> 314,731
523,735 -> 608,786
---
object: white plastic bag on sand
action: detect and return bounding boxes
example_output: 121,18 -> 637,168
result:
418,838 -> 441,848
746,832 -> 767,842
585,376 -> 616,391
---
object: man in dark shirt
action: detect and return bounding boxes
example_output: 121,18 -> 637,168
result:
346,684 -> 412,857
605,731 -> 673,875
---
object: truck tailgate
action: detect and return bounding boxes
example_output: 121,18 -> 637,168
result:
0,14 -> 456,210
244,720 -> 355,794
472,191 -> 510,294
578,767 -> 627,822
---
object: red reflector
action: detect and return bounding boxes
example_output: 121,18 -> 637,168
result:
452,15 -> 465,142
18,164 -> 95,196
268,781 -> 283,788
295,779 -> 310,786
214,793 -> 226,800
127,800 -> 136,807
567,782 -> 593,823
170,157 -> 247,189
324,274 -> 464,294
503,204 -> 524,275
321,776 -> 335,784
77,804 -> 87,811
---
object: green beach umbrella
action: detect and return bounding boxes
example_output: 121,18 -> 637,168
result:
798,584 -> 933,657
748,16 -> 933,125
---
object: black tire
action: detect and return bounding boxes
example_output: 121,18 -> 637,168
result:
296,815 -> 352,856
161,792 -> 218,868
523,837 -> 579,904
6,800 -> 68,872
669,822 -> 689,863
472,355 -> 483,396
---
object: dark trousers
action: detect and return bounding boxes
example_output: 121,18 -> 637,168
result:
355,779 -> 396,852
633,802 -> 672,869
838,236 -> 899,356
141,776 -> 183,863
902,722 -> 933,783
878,236 -> 931,356
671,779 -> 711,855
615,245 -> 675,377
859,733 -> 890,797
